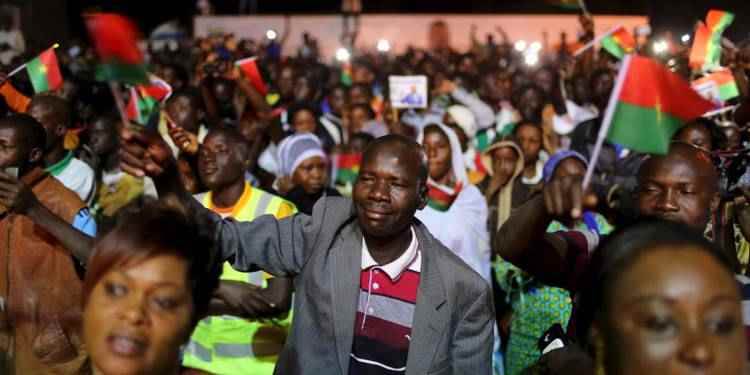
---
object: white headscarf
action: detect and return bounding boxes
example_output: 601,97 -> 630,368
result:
416,122 -> 491,282
277,133 -> 327,176
417,122 -> 469,186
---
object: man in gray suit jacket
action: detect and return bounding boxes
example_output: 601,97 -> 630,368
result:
120,131 -> 494,375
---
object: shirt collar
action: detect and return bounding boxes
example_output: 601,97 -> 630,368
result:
361,226 -> 419,280
44,151 -> 74,176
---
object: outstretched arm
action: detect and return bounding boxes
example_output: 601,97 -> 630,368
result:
495,175 -> 598,289
0,172 -> 94,264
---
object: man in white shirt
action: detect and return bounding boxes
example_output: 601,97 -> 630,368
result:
28,95 -> 95,203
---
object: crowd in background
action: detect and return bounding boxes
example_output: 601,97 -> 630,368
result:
1,6 -> 750,375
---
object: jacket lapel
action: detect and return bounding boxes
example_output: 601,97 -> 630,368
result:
406,223 -> 449,375
331,223 -> 362,375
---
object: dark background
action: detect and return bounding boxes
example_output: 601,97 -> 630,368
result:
7,0 -> 750,50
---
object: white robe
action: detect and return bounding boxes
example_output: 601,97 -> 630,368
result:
415,123 -> 491,282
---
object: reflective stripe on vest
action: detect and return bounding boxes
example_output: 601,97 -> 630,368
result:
183,183 -> 294,373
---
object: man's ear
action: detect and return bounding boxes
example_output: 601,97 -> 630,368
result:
29,147 -> 43,164
55,123 -> 67,138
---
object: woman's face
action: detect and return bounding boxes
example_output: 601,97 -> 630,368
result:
515,124 -> 542,166
84,254 -> 194,375
293,110 -> 317,134
600,246 -> 745,375
292,156 -> 328,195
423,127 -> 452,184
491,146 -> 519,185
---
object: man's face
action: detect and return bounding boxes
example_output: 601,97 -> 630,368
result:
0,126 -> 25,168
277,67 -> 295,100
534,69 -> 555,95
637,152 -> 716,230
166,96 -> 199,133
349,107 -> 371,135
198,132 -> 246,191
592,71 -> 615,110
87,119 -> 118,156
516,123 -> 542,166
294,76 -> 313,103
28,103 -> 60,150
353,144 -> 424,238
519,88 -> 543,123
328,88 -> 347,116
293,109 -> 317,134
349,86 -> 370,106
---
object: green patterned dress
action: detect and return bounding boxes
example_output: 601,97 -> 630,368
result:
496,213 -> 612,375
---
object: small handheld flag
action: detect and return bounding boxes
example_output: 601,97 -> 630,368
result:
583,55 -> 715,188
27,47 -> 63,93
235,57 -> 268,96
691,68 -> 739,104
689,10 -> 734,72
600,26 -> 636,59
85,13 -> 148,85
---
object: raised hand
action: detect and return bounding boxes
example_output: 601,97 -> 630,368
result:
0,171 -> 39,214
119,127 -> 175,179
543,174 -> 598,220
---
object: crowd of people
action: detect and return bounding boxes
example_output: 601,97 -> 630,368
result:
1,7 -> 750,375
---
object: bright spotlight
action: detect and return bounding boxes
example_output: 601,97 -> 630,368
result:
524,53 -> 539,66
376,39 -> 391,53
681,34 -> 691,43
514,40 -> 527,52
652,40 -> 669,55
529,41 -> 542,51
265,29 -> 278,40
335,47 -> 351,62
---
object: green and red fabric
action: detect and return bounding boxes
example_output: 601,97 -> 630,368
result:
27,47 -> 63,93
341,62 -> 353,87
426,180 -> 463,212
138,76 -> 172,102
126,77 -> 172,125
689,10 -> 734,72
691,68 -> 739,103
85,13 -> 148,84
474,129 -> 496,153
236,57 -> 269,96
600,26 -> 636,59
335,153 -> 361,185
603,55 -> 715,155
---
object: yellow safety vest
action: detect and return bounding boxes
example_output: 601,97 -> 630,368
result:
183,183 -> 296,375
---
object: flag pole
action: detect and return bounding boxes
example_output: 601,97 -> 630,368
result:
578,0 -> 590,17
573,25 -> 621,57
0,43 -> 60,85
582,54 -> 633,190
702,105 -> 737,118
108,82 -> 132,129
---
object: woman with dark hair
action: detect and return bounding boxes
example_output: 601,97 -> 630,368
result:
82,202 -> 222,375
577,220 -> 746,375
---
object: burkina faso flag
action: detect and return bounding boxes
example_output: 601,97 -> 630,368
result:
603,55 -> 715,155
27,48 -> 63,93
600,26 -> 636,59
85,13 -> 148,84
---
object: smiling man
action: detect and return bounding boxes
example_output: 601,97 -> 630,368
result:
119,130 -> 494,375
